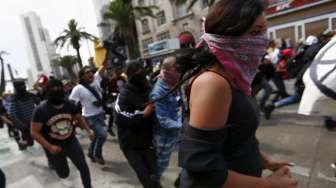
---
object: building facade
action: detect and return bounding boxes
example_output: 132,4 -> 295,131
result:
20,12 -> 60,86
132,0 -> 211,57
92,0 -> 113,40
266,0 -> 336,43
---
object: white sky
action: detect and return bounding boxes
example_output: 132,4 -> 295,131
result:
0,0 -> 99,79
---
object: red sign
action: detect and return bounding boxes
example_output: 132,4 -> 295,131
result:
266,0 -> 322,15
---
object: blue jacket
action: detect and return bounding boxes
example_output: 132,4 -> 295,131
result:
150,79 -> 181,136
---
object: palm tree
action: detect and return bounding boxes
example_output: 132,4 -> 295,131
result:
103,0 -> 157,59
175,0 -> 216,10
52,55 -> 78,80
54,19 -> 96,68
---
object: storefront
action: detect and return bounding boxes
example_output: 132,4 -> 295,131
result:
266,0 -> 336,43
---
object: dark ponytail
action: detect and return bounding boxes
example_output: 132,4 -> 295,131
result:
148,47 -> 217,104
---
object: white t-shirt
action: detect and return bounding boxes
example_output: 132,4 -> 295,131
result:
69,72 -> 104,117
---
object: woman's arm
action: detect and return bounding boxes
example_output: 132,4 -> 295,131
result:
187,72 -> 297,188
260,151 -> 290,171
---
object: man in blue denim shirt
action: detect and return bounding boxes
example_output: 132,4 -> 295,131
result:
150,56 -> 182,182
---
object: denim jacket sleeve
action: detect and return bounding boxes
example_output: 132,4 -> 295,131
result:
150,80 -> 181,129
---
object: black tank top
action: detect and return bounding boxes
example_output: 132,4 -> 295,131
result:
180,70 -> 262,187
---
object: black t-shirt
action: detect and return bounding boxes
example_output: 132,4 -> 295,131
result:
32,101 -> 79,145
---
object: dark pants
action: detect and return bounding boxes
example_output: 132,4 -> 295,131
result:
108,112 -> 114,131
0,168 -> 5,188
21,127 -> 34,146
122,148 -> 161,188
45,138 -> 91,188
271,73 -> 288,99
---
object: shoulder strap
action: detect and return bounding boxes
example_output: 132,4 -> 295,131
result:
81,84 -> 102,102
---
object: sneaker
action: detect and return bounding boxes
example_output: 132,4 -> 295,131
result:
264,105 -> 275,120
95,156 -> 105,165
87,153 -> 96,163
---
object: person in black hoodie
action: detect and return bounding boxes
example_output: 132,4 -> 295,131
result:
114,61 -> 161,188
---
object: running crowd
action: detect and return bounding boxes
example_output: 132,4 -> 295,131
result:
1,0 -> 336,188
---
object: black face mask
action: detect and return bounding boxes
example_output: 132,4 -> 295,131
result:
129,72 -> 149,92
47,89 -> 65,106
14,84 -> 27,95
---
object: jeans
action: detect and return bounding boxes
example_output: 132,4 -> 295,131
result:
45,138 -> 91,188
85,113 -> 107,157
153,133 -> 179,180
274,88 -> 301,108
122,149 -> 161,188
259,78 -> 273,109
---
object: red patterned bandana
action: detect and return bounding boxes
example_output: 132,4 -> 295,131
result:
199,33 -> 268,95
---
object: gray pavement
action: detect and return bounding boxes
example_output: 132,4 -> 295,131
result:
1,103 -> 336,188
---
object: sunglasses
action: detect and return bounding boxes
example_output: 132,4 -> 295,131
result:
84,70 -> 93,74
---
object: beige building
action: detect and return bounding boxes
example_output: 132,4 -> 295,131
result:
132,0 -> 211,57
266,0 -> 336,44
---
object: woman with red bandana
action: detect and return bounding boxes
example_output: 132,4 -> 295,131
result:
174,0 -> 298,188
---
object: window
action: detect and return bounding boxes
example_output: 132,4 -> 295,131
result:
305,19 -> 328,37
142,37 -> 153,52
297,25 -> 303,40
275,26 -> 295,44
267,0 -> 290,7
157,31 -> 170,41
156,11 -> 166,26
152,0 -> 159,5
201,0 -> 209,8
183,23 -> 189,31
141,19 -> 150,34
138,0 -> 145,6
332,18 -> 336,30
175,3 -> 188,18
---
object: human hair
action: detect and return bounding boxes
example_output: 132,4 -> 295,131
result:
45,79 -> 63,92
78,66 -> 92,84
161,56 -> 176,70
205,0 -> 266,36
13,79 -> 26,88
148,48 -> 217,103
125,61 -> 143,79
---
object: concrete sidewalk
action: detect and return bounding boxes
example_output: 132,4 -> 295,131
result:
1,104 -> 336,188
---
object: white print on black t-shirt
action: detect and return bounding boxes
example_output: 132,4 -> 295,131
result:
47,113 -> 74,140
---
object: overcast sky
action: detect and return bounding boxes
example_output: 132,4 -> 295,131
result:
0,0 -> 99,79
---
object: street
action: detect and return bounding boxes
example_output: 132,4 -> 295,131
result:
1,103 -> 336,188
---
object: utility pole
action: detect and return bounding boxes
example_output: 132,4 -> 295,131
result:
0,51 -> 8,94
7,64 -> 15,81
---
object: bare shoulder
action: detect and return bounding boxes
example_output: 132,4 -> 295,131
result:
189,71 -> 232,130
191,71 -> 232,95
